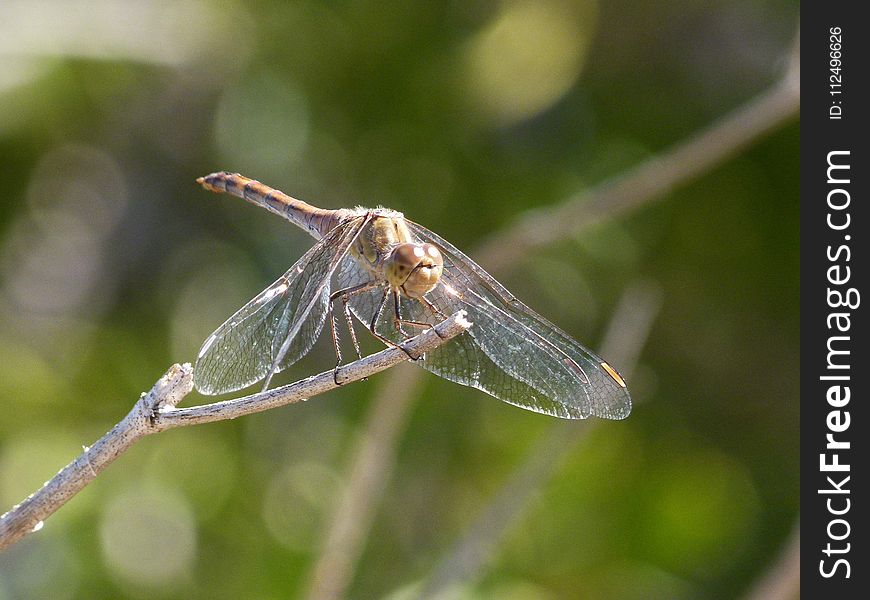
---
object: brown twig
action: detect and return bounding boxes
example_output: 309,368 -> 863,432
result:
0,311 -> 471,552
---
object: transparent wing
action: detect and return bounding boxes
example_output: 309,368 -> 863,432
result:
194,216 -> 369,395
336,222 -> 631,420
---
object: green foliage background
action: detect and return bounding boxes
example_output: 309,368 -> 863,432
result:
1,1 -> 798,598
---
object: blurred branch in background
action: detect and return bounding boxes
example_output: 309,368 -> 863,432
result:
741,520 -> 800,600
420,281 -> 662,598
303,362 -> 424,600
477,28 -> 800,272
0,313 -> 470,552
304,27 -> 800,600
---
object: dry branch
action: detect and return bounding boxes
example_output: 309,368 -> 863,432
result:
0,311 -> 471,552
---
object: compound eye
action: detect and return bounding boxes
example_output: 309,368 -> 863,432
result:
420,243 -> 443,269
402,243 -> 443,298
391,244 -> 423,272
386,244 -> 423,288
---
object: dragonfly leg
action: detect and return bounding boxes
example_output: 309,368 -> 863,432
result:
367,289 -> 421,360
393,290 -> 412,338
329,304 -> 345,385
415,295 -> 449,339
393,291 -> 439,332
420,295 -> 448,319
329,281 -> 378,384
342,299 -> 361,359
331,282 -> 376,361
391,293 -> 448,341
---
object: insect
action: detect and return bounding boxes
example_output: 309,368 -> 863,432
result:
194,172 -> 630,420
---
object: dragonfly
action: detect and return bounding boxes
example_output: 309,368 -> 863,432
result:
193,172 -> 631,420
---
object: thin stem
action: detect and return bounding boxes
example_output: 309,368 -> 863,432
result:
153,312 -> 469,430
0,311 -> 471,552
0,364 -> 194,552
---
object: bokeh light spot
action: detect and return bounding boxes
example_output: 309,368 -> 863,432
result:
0,535 -> 81,600
1,144 -> 127,317
213,70 -> 310,180
0,430 -> 88,517
262,461 -> 342,552
143,430 -> 239,522
461,0 -> 597,126
640,450 -> 761,577
100,485 -> 197,590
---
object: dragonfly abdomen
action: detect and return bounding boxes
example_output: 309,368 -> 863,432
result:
197,171 -> 349,239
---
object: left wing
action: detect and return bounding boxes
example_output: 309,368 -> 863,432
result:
195,215 -> 370,395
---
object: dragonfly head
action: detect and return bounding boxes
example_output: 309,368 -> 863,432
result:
386,243 -> 444,298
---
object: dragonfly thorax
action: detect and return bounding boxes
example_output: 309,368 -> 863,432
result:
385,242 -> 444,298
351,215 -> 444,298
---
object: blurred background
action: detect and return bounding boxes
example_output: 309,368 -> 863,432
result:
0,1 -> 798,599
